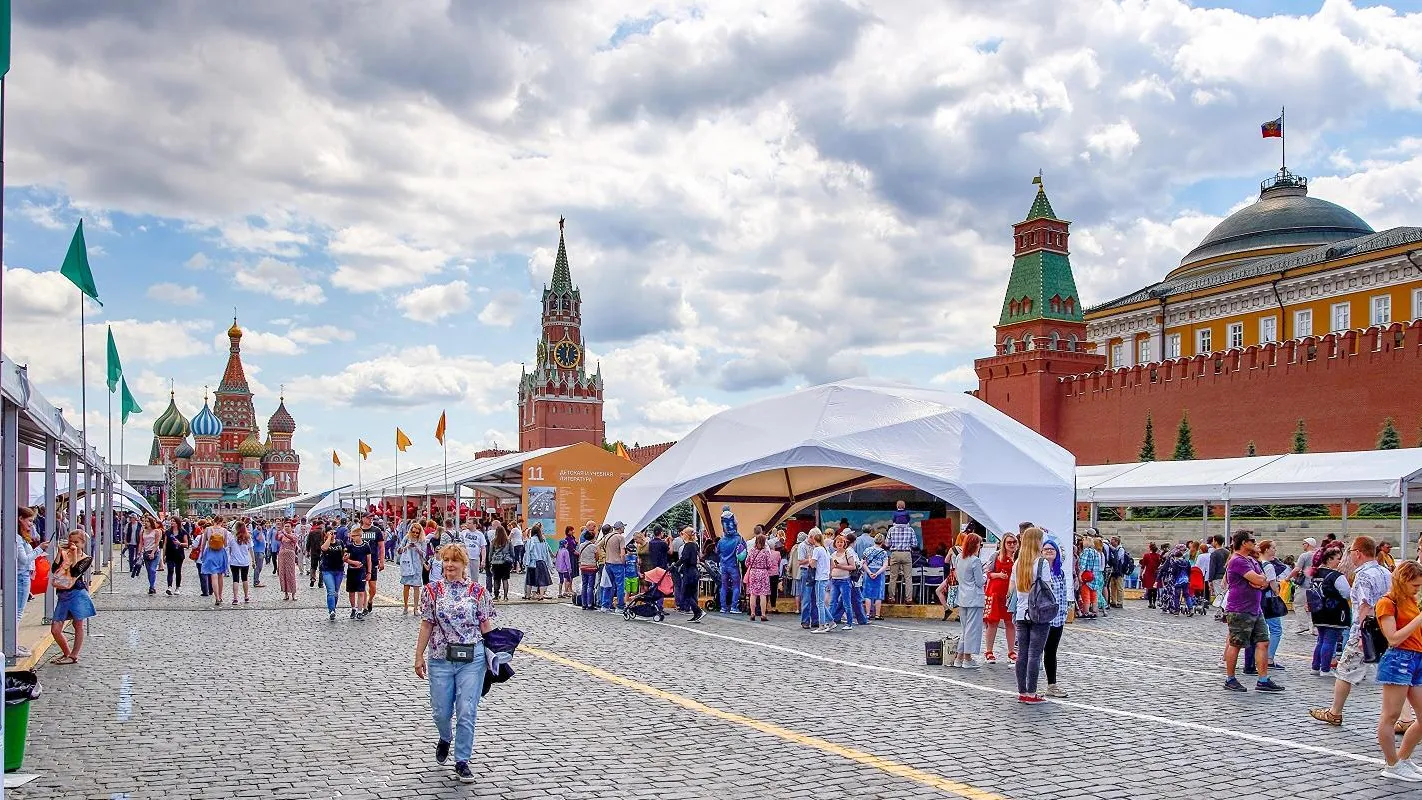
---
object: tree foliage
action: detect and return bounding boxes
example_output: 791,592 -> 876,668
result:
1172,411 -> 1195,461
1139,414 -> 1156,462
651,499 -> 694,533
1291,419 -> 1308,454
1246,440 -> 1256,456
1378,417 -> 1401,450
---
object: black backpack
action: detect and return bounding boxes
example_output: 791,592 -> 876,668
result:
1118,550 -> 1135,578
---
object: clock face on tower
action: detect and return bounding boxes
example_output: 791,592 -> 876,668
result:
553,339 -> 582,369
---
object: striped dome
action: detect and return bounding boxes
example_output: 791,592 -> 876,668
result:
190,400 -> 224,438
267,399 -> 296,434
152,394 -> 190,438
174,440 -> 194,459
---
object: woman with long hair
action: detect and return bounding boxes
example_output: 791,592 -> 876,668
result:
983,532 -> 1019,663
489,526 -> 514,600
49,529 -> 96,665
745,533 -> 774,622
275,522 -> 301,601
162,517 -> 189,596
1375,560 -> 1422,782
951,533 -> 986,668
1011,526 -> 1053,703
227,522 -> 255,605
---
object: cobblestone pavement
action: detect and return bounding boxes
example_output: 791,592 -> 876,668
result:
9,566 -> 1411,800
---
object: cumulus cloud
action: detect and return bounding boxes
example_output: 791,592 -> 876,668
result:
284,345 -> 518,413
147,282 -> 204,305
397,280 -> 471,322
232,257 -> 325,305
286,324 -> 355,346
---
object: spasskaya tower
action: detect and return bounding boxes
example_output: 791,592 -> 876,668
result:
518,217 -> 606,450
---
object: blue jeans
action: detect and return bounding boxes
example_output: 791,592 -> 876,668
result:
829,578 -> 853,627
719,564 -> 741,612
16,570 -> 31,621
1313,626 -> 1343,672
580,570 -> 597,608
428,647 -> 485,763
844,581 -> 868,624
800,576 -> 820,626
601,564 -> 626,609
252,551 -> 266,584
1266,616 -> 1283,662
145,554 -> 160,592
321,570 -> 343,613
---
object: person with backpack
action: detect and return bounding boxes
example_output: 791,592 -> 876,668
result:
1310,536 -> 1391,728
1039,535 -> 1071,697
1107,537 -> 1132,609
1294,537 -> 1319,633
199,523 -> 230,607
577,530 -> 600,610
1309,544 -> 1353,677
1011,526 -> 1061,703
1245,539 -> 1291,674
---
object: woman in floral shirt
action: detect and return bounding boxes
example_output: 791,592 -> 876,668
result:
414,544 -> 496,784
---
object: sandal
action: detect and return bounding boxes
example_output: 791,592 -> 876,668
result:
1309,708 -> 1342,726
49,655 -> 77,665
1397,719 -> 1415,735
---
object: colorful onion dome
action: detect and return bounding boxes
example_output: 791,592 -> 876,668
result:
237,433 -> 265,458
190,399 -> 224,438
227,317 -> 243,339
267,398 -> 296,434
174,439 -> 194,459
152,393 -> 190,438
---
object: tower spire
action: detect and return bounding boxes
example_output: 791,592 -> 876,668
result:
550,216 -> 574,294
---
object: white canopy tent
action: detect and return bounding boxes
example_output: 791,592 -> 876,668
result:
604,378 -> 1076,543
243,485 -> 351,519
1077,449 -> 1422,557
28,473 -> 158,517
343,447 -> 566,513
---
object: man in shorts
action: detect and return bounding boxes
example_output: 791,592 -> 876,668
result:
1309,536 -> 1391,725
1222,531 -> 1285,693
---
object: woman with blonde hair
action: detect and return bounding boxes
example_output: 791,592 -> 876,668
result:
1374,560 -> 1422,781
1011,526 -> 1055,703
414,543 -> 496,783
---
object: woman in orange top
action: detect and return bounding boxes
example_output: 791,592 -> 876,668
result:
1375,560 -> 1422,782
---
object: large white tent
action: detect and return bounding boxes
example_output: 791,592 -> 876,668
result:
604,378 -> 1075,540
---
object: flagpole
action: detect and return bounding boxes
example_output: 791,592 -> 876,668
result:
395,444 -> 401,524
1280,105 -> 1286,174
79,293 -> 89,538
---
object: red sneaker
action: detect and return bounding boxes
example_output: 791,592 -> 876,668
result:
1021,695 -> 1047,704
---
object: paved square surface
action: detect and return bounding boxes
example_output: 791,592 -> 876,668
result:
8,568 -> 1408,799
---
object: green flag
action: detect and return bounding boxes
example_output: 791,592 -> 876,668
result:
60,220 -> 101,305
1,0 -> 11,78
106,326 -> 122,393
120,378 -> 143,425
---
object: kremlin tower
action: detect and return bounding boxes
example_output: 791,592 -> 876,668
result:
148,317 -> 300,514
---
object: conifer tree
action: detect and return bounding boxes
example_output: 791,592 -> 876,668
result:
1246,440 -> 1256,456
1292,419 -> 1308,454
1139,414 -> 1157,462
1173,412 -> 1195,461
1378,418 -> 1401,450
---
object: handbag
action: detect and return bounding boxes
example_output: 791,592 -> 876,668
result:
1080,569 -> 1095,584
1262,592 -> 1288,619
1362,616 -> 1389,664
446,643 -> 478,663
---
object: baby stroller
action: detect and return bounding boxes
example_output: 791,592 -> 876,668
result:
623,567 -> 674,622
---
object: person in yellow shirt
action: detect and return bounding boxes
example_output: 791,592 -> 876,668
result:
1379,541 -> 1397,571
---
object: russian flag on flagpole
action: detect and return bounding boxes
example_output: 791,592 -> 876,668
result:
1261,117 -> 1282,138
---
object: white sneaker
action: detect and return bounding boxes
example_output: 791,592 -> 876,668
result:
810,625 -> 831,634
14,646 -> 30,658
959,658 -> 981,670
1381,761 -> 1422,782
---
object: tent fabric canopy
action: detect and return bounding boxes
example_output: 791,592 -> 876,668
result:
604,378 -> 1075,539
1080,448 -> 1422,505
28,474 -> 157,517
245,485 -> 350,518
348,448 -> 564,500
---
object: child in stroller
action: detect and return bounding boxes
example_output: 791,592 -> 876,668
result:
623,566 -> 676,622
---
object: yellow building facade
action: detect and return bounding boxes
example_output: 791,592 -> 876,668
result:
1086,171 -> 1422,365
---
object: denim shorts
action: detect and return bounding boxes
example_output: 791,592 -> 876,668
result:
1376,647 -> 1422,686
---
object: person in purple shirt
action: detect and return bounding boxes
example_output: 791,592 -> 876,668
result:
1222,530 -> 1285,694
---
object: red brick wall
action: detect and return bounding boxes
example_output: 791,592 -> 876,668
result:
1053,320 -> 1422,464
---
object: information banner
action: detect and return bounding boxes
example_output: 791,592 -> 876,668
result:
521,442 -> 643,537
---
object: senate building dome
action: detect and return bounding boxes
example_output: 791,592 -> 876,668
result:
1170,172 -> 1374,280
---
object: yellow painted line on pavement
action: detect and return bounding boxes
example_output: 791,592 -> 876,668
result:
521,644 -> 1008,800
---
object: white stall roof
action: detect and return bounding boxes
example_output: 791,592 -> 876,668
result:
1083,456 -> 1280,505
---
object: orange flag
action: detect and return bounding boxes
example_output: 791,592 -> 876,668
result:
614,441 -> 631,461
358,440 -> 372,460
435,411 -> 447,446
395,428 -> 412,452
331,450 -> 341,466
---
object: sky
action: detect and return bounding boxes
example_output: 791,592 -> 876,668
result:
3,0 -> 1422,494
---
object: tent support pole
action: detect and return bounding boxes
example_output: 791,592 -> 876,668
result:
1342,498 -> 1349,537
1224,500 -> 1232,541
1402,486 -> 1410,561
1202,503 -> 1208,541
43,437 -> 57,622
1089,503 -> 1098,528
3,401 -> 20,664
